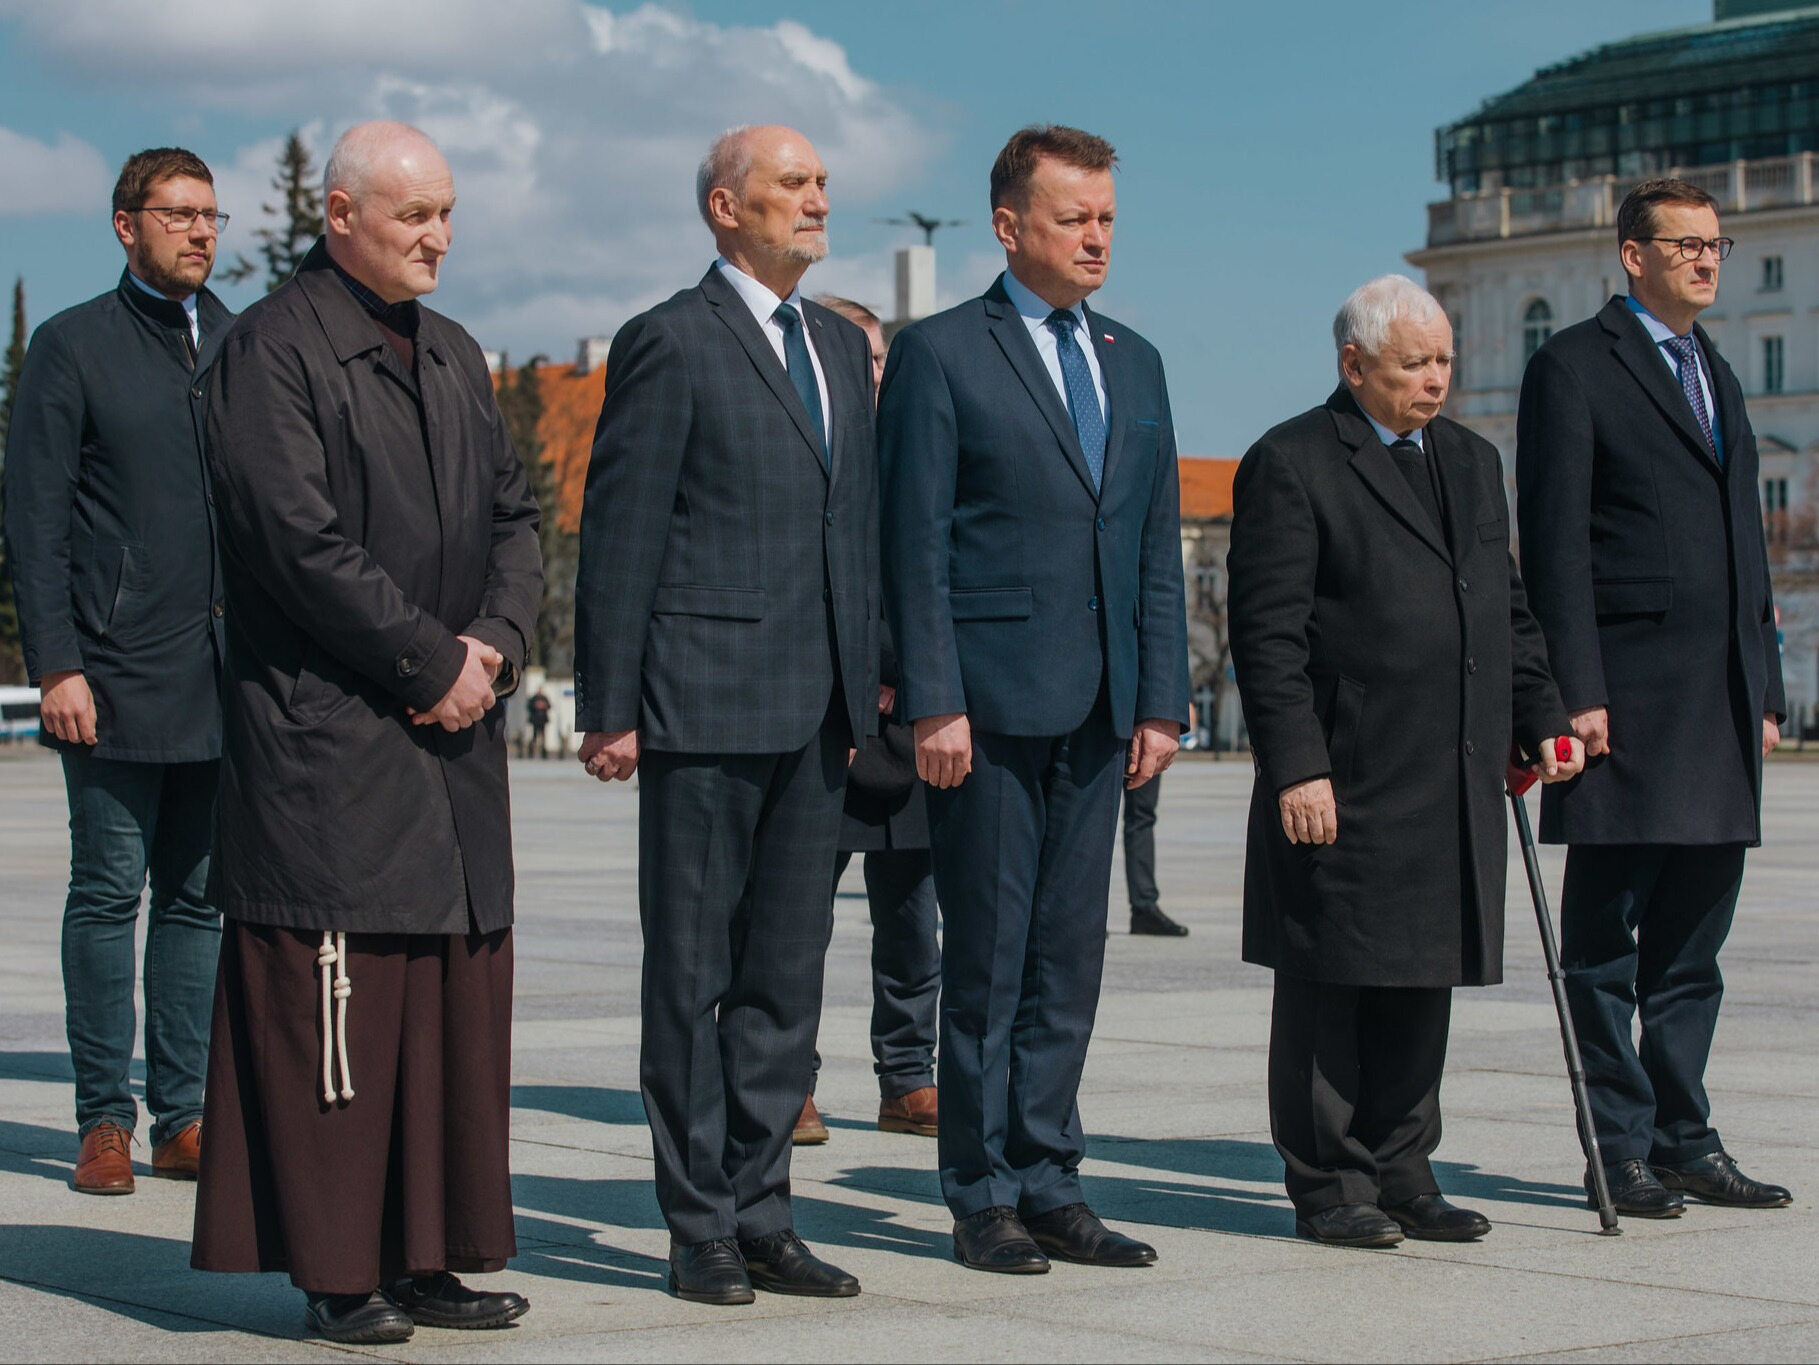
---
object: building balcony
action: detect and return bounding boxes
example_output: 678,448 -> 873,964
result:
1426,153 -> 1819,247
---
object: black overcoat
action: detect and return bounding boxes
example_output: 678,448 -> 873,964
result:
1516,297 -> 1784,847
203,243 -> 542,934
1229,389 -> 1570,987
2,274 -> 231,761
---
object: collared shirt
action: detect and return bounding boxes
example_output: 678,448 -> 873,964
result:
1363,411 -> 1423,451
714,257 -> 832,443
329,257 -> 421,338
1625,295 -> 1721,455
127,271 -> 199,349
1001,268 -> 1107,422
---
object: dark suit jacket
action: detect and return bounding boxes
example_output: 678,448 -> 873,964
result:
1229,389 -> 1569,987
573,265 -> 879,754
1517,297 -> 1783,846
204,242 -> 543,934
878,274 -> 1189,740
3,273 -> 231,762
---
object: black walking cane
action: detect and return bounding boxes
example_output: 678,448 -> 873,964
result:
1505,738 -> 1621,1235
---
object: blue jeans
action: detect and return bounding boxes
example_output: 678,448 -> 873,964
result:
61,753 -> 221,1145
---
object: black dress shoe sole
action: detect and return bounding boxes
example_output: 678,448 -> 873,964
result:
400,1298 -> 531,1329
1662,1187 -> 1790,1209
746,1270 -> 860,1298
667,1274 -> 756,1305
306,1310 -> 415,1344
953,1246 -> 1050,1274
1296,1219 -> 1404,1248
1030,1236 -> 1157,1266
1592,1195 -> 1682,1218
1387,1220 -> 1490,1243
1130,920 -> 1189,937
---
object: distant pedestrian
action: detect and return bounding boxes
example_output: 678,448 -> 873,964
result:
1121,702 -> 1196,937
526,689 -> 553,758
2,147 -> 232,1195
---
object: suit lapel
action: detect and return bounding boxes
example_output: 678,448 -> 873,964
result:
1603,299 -> 1720,472
1697,320 -> 1746,484
983,281 -> 1098,500
806,303 -> 845,484
1086,304 -> 1125,496
699,267 -> 828,478
1427,419 -> 1476,563
1330,389 -> 1451,565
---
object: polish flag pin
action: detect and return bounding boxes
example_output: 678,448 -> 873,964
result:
1103,333 -> 1115,343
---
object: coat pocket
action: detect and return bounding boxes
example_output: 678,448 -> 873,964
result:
949,586 -> 1033,621
1592,576 -> 1673,618
1476,517 -> 1507,543
1328,674 -> 1366,796
102,543 -> 147,641
650,585 -> 766,620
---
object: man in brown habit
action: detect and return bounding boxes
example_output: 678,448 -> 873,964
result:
191,121 -> 542,1345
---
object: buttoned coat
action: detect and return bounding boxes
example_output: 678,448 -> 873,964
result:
1516,297 -> 1784,847
572,265 -> 879,753
203,243 -> 542,934
1229,389 -> 1570,987
878,274 -> 1190,741
3,274 -> 230,761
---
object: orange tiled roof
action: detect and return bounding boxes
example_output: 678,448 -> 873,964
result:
500,359 -> 1238,531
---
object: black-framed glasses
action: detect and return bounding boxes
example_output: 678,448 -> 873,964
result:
130,205 -> 229,233
1648,235 -> 1733,261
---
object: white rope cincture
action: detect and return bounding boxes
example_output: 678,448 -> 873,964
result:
316,931 -> 355,1104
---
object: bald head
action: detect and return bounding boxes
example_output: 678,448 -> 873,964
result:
323,121 -> 456,303
698,125 -> 829,296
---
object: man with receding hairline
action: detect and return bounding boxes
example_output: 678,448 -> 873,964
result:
191,121 -> 540,1344
575,123 -> 877,1305
879,125 -> 1189,1274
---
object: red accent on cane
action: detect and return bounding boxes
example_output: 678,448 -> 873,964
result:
1507,736 -> 1578,797
1556,736 -> 1574,763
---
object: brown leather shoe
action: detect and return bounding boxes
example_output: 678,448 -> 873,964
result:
791,1096 -> 828,1146
151,1120 -> 201,1181
73,1121 -> 135,1195
878,1086 -> 938,1137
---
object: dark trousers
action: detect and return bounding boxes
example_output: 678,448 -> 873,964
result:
1559,843 -> 1745,1165
637,718 -> 848,1244
193,924 -> 515,1293
1121,772 -> 1161,912
1268,971 -> 1451,1215
928,701 -> 1123,1219
811,848 -> 940,1098
60,752 -> 220,1145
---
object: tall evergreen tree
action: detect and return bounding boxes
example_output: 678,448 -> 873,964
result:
496,355 -> 577,676
0,276 -> 27,682
221,129 -> 324,292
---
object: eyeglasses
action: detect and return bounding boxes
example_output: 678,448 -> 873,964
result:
1648,235 -> 1733,261
130,205 -> 229,233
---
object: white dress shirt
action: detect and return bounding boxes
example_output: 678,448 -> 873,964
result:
1364,412 -> 1423,450
714,257 -> 832,445
1625,294 -> 1721,453
127,270 -> 200,349
1001,268 -> 1107,422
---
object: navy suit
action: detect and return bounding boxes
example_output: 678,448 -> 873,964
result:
879,273 -> 1189,1219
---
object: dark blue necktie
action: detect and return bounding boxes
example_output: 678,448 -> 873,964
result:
1662,334 -> 1719,463
773,303 -> 827,467
1047,308 -> 1105,491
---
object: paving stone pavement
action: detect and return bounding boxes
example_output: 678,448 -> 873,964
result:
0,745 -> 1814,1362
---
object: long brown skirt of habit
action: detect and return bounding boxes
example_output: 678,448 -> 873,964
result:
191,921 -> 517,1294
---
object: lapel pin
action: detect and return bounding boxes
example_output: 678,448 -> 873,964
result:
1103,333 -> 1114,344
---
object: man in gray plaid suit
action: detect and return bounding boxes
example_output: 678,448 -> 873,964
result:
574,125 -> 879,1305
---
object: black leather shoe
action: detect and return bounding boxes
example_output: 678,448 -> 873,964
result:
1594,1158 -> 1684,1218
385,1272 -> 529,1329
669,1239 -> 755,1305
1652,1151 -> 1792,1209
1295,1203 -> 1404,1248
1381,1193 -> 1491,1242
739,1230 -> 860,1297
1023,1203 -> 1157,1266
1131,906 -> 1189,937
305,1290 -> 415,1344
953,1206 -> 1049,1274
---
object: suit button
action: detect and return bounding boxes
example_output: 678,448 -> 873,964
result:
399,657 -> 416,677
211,602 -> 224,619
190,387 -> 202,400
1096,517 -> 1107,532
824,511 -> 835,526
1457,578 -> 1469,593
823,588 -> 832,603
1466,656 -> 1477,674
1088,597 -> 1099,611
1465,740 -> 1477,756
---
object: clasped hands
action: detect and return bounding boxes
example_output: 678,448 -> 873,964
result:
1278,733 -> 1588,846
408,635 -> 502,731
911,712 -> 1179,790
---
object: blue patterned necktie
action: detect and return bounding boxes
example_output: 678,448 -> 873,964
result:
773,303 -> 827,467
1046,308 -> 1105,491
1662,334 -> 1718,462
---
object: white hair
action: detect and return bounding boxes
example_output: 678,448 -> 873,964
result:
324,120 -> 439,200
1333,274 -> 1446,368
696,126 -> 755,225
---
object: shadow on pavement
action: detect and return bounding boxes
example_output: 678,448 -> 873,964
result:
1432,1159 -> 1587,1209
0,1050 -> 76,1083
0,1119 -> 83,1185
511,1083 -> 646,1127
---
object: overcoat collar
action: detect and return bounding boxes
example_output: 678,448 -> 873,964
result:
982,273 -> 1113,502
1327,386 -> 1453,565
1597,295 -> 1723,474
114,269 -> 232,373
294,239 -> 446,390
698,263 -> 834,481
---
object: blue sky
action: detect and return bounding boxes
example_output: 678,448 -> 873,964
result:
0,0 -> 1712,455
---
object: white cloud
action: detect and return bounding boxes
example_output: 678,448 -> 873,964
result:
0,127 -> 112,216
